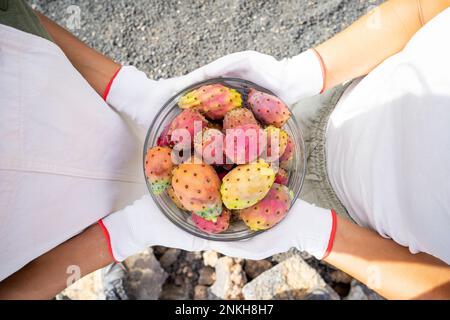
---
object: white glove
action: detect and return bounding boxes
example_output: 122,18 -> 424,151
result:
189,49 -> 325,105
105,49 -> 325,128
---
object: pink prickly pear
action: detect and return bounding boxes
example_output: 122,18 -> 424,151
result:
144,146 -> 174,194
179,84 -> 242,120
220,160 -> 275,210
280,134 -> 294,170
224,123 -> 264,164
171,159 -> 222,221
223,108 -> 258,130
248,89 -> 291,127
194,128 -> 225,165
167,109 -> 208,147
192,208 -> 231,234
240,183 -> 293,231
264,125 -> 289,161
274,168 -> 289,186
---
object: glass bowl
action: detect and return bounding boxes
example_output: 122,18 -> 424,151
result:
143,78 -> 306,241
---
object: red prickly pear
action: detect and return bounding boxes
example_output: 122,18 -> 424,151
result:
192,208 -> 231,234
144,146 -> 174,194
223,108 -> 258,130
171,159 -> 222,221
280,134 -> 294,170
248,89 -> 291,127
179,84 -> 242,120
157,123 -> 171,147
194,128 -> 225,165
224,124 -> 264,164
220,160 -> 275,210
167,109 -> 208,147
240,183 -> 293,231
274,168 -> 289,186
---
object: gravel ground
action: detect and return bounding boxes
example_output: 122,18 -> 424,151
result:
30,0 -> 382,79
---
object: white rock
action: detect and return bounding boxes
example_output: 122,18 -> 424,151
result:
210,257 -> 247,300
202,250 -> 219,267
242,255 -> 339,300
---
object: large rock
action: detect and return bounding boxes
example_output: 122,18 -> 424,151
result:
210,257 -> 247,300
124,248 -> 168,299
242,255 -> 339,300
345,280 -> 384,300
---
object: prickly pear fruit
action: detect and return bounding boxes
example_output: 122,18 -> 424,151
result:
144,146 -> 173,194
172,160 -> 222,221
280,134 -> 294,170
194,128 -> 225,165
223,108 -> 258,130
157,123 -> 171,147
248,89 -> 291,127
179,84 -> 242,120
221,160 -> 275,210
192,208 -> 231,234
167,186 -> 186,210
264,125 -> 288,161
224,123 -> 264,164
240,183 -> 293,231
168,109 -> 208,147
274,168 -> 289,186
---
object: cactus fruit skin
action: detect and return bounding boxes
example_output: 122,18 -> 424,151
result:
144,146 -> 174,194
280,134 -> 294,170
223,108 -> 258,130
171,160 -> 222,221
192,209 -> 231,234
179,84 -> 242,120
240,183 -> 293,231
248,89 -> 291,127
157,123 -> 171,147
168,109 -> 208,147
274,168 -> 289,186
194,128 -> 225,165
220,160 -> 275,210
167,186 -> 186,210
224,123 -> 264,164
264,125 -> 289,161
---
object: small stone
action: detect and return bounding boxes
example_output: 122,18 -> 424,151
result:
242,255 -> 339,300
124,248 -> 168,299
244,259 -> 273,279
345,280 -> 384,300
203,250 -> 219,267
198,267 -> 216,286
329,270 -> 353,284
160,283 -> 189,300
194,285 -> 208,300
210,257 -> 247,300
159,248 -> 181,269
185,251 -> 203,262
152,246 -> 168,256
56,268 -> 105,300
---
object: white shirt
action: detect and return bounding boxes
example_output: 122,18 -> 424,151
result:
326,8 -> 450,264
0,25 -> 146,281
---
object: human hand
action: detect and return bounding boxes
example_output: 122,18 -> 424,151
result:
100,195 -> 335,262
105,49 -> 324,128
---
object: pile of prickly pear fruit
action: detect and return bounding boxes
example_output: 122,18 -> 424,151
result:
145,82 -> 296,235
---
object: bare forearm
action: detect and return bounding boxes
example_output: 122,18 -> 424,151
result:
324,216 -> 450,300
0,224 -> 113,300
35,12 -> 120,97
316,0 -> 450,90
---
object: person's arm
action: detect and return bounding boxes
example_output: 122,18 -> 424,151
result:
0,224 -> 113,300
324,216 -> 450,300
35,12 -> 120,97
315,0 -> 450,90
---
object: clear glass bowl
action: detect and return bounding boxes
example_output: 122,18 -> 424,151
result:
143,78 -> 306,241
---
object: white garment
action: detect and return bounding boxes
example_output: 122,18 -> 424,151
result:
326,8 -> 450,264
0,25 -> 146,280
